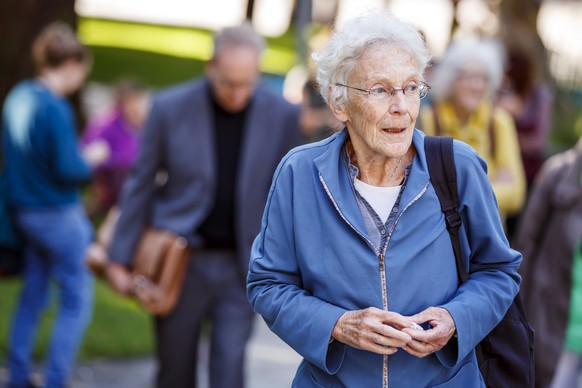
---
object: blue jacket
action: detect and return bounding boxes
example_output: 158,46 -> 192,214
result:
247,129 -> 521,387
2,81 -> 91,208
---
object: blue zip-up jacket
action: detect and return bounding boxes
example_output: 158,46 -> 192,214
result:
2,80 -> 91,208
247,128 -> 521,387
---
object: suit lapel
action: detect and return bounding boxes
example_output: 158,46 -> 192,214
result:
236,89 -> 266,204
192,81 -> 217,186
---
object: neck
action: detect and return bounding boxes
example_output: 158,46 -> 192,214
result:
347,140 -> 412,187
453,105 -> 471,126
37,70 -> 66,96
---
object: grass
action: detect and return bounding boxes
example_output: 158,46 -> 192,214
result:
0,278 -> 153,362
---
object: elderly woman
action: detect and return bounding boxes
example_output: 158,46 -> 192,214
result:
247,11 -> 521,387
419,40 -> 526,226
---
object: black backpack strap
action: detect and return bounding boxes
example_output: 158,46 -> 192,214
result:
424,136 -> 469,284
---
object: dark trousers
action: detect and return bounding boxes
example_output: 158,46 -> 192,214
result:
154,250 -> 254,388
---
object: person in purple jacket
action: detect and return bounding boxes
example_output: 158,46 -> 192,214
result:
2,22 -> 108,388
82,79 -> 150,218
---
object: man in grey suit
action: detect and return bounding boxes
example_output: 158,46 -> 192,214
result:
105,23 -> 300,388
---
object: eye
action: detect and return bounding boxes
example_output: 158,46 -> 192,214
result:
369,86 -> 390,96
404,84 -> 420,95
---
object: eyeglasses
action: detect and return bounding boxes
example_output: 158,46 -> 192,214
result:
335,81 -> 431,101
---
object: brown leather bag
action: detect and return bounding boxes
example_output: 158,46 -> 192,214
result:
131,228 -> 190,316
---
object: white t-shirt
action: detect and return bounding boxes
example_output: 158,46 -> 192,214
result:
354,178 -> 401,223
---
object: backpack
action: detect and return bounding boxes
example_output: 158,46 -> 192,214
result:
424,136 -> 535,388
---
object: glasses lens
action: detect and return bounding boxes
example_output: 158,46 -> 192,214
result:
419,84 -> 429,99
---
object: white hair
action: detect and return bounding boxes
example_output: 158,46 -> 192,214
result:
429,39 -> 506,100
312,10 -> 431,107
213,21 -> 266,58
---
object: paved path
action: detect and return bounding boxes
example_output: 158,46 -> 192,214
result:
0,316 -> 301,388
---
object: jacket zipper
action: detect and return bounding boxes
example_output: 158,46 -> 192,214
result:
320,172 -> 430,388
379,182 -> 429,387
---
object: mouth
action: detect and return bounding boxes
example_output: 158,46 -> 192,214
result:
382,127 -> 407,134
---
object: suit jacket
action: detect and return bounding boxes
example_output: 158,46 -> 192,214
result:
109,78 -> 300,279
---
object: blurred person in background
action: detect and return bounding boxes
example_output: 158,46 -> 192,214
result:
1,22 -> 108,388
551,240 -> 582,388
496,45 -> 554,241
418,39 -> 526,230
248,11 -> 521,387
82,78 -> 150,219
105,22 -> 300,388
514,137 -> 582,388
497,45 -> 553,188
299,78 -> 338,143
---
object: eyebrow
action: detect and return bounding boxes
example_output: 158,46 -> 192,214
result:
367,76 -> 421,86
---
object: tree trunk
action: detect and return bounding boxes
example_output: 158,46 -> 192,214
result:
0,0 -> 77,105
497,0 -> 548,80
246,0 -> 255,21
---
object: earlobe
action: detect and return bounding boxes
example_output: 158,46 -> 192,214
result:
327,85 -> 348,122
330,101 -> 349,123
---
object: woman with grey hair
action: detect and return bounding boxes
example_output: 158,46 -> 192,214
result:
419,39 -> 526,225
248,10 -> 521,387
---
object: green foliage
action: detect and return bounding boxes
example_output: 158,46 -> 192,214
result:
0,278 -> 153,362
549,89 -> 582,155
88,45 -> 205,88
81,17 -> 298,89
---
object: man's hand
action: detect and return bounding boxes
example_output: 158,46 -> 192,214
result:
105,262 -> 133,296
331,307 -> 417,355
402,307 -> 456,358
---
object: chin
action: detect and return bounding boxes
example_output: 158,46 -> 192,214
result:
223,103 -> 246,113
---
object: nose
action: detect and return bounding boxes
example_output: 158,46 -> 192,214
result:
387,91 -> 410,115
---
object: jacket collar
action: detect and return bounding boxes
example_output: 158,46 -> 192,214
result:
314,128 -> 431,229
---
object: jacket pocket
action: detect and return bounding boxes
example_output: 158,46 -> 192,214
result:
309,371 -> 330,388
431,362 -> 483,387
306,362 -> 336,388
292,361 -> 334,388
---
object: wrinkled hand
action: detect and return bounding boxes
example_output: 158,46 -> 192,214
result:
402,307 -> 456,358
105,262 -> 133,296
332,307 -> 418,355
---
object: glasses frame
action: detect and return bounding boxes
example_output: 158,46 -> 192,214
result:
335,81 -> 431,100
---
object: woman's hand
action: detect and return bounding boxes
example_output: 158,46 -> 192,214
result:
331,307 -> 417,355
402,307 -> 456,358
